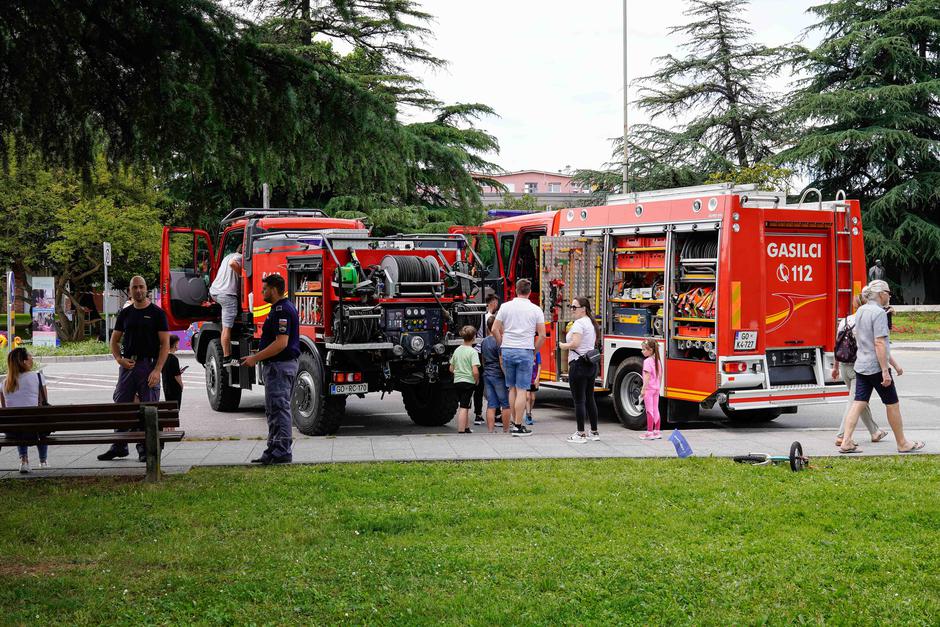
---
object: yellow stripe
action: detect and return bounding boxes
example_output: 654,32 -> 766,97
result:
731,281 -> 741,327
765,296 -> 825,325
252,303 -> 272,319
667,386 -> 708,395
667,391 -> 710,402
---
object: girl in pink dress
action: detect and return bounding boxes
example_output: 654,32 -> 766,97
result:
639,338 -> 662,440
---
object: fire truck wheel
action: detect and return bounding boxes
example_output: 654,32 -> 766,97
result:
719,404 -> 783,423
401,382 -> 458,427
291,352 -> 345,436
206,339 -> 242,411
611,357 -> 647,430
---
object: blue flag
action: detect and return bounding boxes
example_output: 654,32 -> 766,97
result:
668,430 -> 693,458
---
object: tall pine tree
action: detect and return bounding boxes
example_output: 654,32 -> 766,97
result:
780,0 -> 940,297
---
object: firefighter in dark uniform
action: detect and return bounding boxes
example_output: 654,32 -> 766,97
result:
242,274 -> 300,465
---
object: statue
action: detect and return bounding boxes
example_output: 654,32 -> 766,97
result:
868,259 -> 885,282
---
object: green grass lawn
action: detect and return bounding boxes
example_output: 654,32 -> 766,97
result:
893,312 -> 940,341
2,458 -> 939,624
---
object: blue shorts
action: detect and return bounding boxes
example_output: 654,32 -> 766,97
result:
484,375 -> 510,409
501,348 -> 535,390
854,370 -> 900,405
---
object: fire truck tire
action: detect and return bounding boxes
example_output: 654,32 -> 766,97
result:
719,404 -> 783,423
291,352 -> 345,436
401,382 -> 457,427
206,339 -> 242,411
611,357 -> 647,430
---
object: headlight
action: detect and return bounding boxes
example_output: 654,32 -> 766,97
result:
408,335 -> 426,353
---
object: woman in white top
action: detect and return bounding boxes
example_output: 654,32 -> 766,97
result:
559,296 -> 599,443
831,294 -> 887,447
1,348 -> 50,473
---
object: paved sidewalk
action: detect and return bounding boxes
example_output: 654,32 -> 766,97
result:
2,426 -> 935,479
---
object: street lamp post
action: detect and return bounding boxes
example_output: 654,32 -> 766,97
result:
622,0 -> 629,194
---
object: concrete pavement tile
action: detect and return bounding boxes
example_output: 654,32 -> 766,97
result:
373,450 -> 418,461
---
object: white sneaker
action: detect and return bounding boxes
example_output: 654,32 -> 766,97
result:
39,461 -> 49,469
19,461 -> 30,474
589,431 -> 600,441
567,432 -> 587,444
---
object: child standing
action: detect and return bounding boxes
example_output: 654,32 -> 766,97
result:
481,316 -> 512,433
162,335 -> 185,409
639,338 -> 662,440
449,325 -> 481,433
525,350 -> 540,425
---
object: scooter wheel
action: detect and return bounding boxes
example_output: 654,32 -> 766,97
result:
789,441 -> 806,471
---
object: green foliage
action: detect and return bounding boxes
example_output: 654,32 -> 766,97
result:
779,0 -> 940,268
705,162 -> 794,189
634,0 -> 790,169
1,458 -> 940,622
491,193 -> 541,213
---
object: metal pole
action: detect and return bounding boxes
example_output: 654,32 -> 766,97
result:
262,183 -> 270,210
622,0 -> 629,193
103,255 -> 109,339
5,269 -> 12,347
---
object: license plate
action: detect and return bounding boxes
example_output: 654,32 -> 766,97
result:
734,331 -> 758,351
330,383 -> 368,395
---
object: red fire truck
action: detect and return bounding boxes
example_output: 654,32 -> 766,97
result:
454,183 -> 867,428
160,208 -> 485,435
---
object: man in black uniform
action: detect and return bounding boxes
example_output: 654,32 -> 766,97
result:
242,274 -> 300,465
98,275 -> 170,461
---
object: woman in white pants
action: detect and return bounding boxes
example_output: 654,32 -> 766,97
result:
832,294 -> 888,447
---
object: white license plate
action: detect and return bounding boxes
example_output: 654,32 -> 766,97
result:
330,383 -> 368,395
734,331 -> 758,351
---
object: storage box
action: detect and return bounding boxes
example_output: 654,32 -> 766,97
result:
615,251 -> 644,269
676,325 -> 713,338
612,306 -> 651,336
647,235 -> 667,247
615,236 -> 646,248
643,251 -> 666,269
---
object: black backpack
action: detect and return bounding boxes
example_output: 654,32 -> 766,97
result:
834,321 -> 857,363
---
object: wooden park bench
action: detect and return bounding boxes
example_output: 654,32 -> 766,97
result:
0,402 -> 184,481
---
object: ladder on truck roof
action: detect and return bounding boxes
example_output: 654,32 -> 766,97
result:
220,207 -> 329,226
831,190 -> 855,321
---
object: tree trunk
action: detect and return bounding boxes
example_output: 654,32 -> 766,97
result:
54,275 -> 87,342
12,259 -> 29,314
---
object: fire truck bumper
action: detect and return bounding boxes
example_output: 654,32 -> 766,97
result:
724,384 -> 850,410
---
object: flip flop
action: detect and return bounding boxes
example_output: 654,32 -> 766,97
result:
871,430 -> 889,443
898,441 -> 925,453
839,445 -> 863,454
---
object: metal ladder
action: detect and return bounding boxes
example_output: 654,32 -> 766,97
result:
832,190 -> 854,321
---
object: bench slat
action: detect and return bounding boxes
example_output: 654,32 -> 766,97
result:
1,419 -> 181,432
0,411 -> 178,425
0,431 -> 185,446
0,401 -> 178,417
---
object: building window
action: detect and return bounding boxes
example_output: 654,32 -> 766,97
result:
523,182 -> 538,194
548,182 -> 561,193
505,183 -> 515,193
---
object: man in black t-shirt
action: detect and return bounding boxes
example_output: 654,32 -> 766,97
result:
98,275 -> 170,461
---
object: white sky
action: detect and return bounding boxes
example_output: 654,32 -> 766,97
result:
408,0 -> 821,173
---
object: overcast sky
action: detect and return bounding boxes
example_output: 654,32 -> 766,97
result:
408,0 -> 821,173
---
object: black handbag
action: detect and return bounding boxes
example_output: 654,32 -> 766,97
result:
38,371 -> 51,406
574,348 -> 601,366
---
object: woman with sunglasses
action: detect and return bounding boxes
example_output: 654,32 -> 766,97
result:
559,297 -> 600,443
1,347 -> 50,473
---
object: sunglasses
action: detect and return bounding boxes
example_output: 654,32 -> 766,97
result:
568,304 -> 584,309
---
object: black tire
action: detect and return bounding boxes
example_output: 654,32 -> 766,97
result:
205,338 -> 242,411
401,380 -> 457,427
291,352 -> 345,436
789,441 -> 806,472
611,357 -> 647,430
720,404 -> 783,423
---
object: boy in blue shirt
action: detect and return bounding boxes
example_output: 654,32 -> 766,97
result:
481,316 -> 512,433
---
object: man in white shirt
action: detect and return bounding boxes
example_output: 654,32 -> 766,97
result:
209,243 -> 243,366
492,279 -> 546,436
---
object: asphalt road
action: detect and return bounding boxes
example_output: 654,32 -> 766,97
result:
38,348 -> 940,440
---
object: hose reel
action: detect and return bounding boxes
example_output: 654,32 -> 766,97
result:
379,255 -> 442,296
